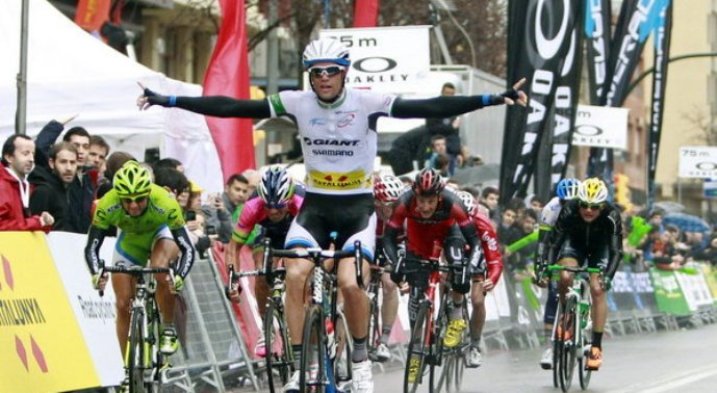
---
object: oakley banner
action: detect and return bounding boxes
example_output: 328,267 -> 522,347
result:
647,0 -> 673,207
583,0 -> 612,106
587,0 -> 664,179
572,105 -> 629,149
534,22 -> 584,202
678,146 -> 717,179
500,0 -> 581,204
319,26 -> 430,93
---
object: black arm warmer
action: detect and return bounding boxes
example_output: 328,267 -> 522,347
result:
391,95 -> 504,119
172,227 -> 197,279
459,222 -> 481,265
85,226 -> 107,274
173,96 -> 272,118
605,213 -> 624,279
383,226 -> 401,266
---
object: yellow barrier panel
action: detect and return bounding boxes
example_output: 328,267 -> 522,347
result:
0,232 -> 100,393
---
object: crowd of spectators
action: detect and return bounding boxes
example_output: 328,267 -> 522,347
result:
0,120 -> 262,262
4,117 -> 717,276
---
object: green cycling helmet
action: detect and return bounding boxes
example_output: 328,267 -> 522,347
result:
113,161 -> 152,198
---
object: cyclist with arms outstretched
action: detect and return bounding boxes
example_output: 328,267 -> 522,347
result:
85,161 -> 196,392
456,191 -> 503,368
534,177 -> 581,369
546,178 -> 622,371
225,166 -> 303,357
137,38 -> 526,393
383,169 -> 483,382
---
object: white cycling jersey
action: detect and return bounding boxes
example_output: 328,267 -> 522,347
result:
540,196 -> 562,227
268,89 -> 395,195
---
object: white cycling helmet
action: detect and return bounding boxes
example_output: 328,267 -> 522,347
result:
456,190 -> 477,216
578,178 -> 609,204
303,38 -> 351,69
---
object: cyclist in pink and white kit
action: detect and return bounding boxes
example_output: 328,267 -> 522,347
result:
225,166 -> 303,357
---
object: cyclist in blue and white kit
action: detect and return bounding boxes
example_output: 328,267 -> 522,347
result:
137,38 -> 527,393
534,178 -> 581,369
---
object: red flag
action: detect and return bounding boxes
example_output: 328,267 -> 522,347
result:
353,0 -> 380,27
203,0 -> 255,181
74,0 -> 111,32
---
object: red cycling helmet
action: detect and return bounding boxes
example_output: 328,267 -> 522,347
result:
413,168 -> 445,196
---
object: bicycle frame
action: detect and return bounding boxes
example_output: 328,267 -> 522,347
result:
100,264 -> 173,392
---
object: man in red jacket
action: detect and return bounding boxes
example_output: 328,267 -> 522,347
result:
0,135 -> 54,231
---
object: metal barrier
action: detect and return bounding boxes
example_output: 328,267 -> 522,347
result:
162,255 -> 260,392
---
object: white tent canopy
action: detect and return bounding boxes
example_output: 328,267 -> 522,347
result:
0,0 -> 223,193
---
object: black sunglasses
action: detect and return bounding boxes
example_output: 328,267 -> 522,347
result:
120,195 -> 148,204
579,201 -> 604,211
308,66 -> 343,78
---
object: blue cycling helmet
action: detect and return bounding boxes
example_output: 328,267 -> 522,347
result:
258,166 -> 295,208
555,178 -> 581,201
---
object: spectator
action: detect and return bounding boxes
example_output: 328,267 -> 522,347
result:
0,135 -> 54,231
528,195 -> 545,214
693,235 -> 717,265
96,151 -> 136,199
425,82 -> 466,167
241,168 -> 261,196
153,157 -> 184,173
34,121 -> 96,232
29,142 -> 78,232
497,206 -> 520,245
481,186 -> 500,222
424,135 -> 457,176
63,127 -> 96,233
88,135 -> 110,173
154,166 -> 190,198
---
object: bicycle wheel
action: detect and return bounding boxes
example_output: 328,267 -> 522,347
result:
578,288 -> 593,390
552,302 -> 562,389
433,301 -> 467,393
334,308 -> 353,387
127,309 -> 147,393
404,301 -> 432,393
559,297 -> 578,393
367,291 -> 382,362
265,300 -> 292,393
146,298 -> 163,393
300,305 -> 327,393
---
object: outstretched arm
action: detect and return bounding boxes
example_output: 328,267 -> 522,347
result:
391,78 -> 528,119
137,83 -> 271,119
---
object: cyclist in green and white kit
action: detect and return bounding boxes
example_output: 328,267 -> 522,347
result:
85,161 -> 196,391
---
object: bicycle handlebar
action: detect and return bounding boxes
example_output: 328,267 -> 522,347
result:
547,264 -> 603,274
400,257 -> 453,274
98,263 -> 175,297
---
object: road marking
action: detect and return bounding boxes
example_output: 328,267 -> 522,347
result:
608,364 -> 717,393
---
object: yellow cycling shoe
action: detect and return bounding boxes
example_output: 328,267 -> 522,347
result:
442,319 -> 467,348
407,357 -> 421,383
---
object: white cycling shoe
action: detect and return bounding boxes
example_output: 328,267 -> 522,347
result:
352,360 -> 374,393
540,347 -> 553,370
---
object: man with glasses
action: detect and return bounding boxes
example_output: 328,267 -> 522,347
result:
136,37 -> 527,393
545,177 -> 623,371
84,161 -> 196,393
225,166 -> 303,357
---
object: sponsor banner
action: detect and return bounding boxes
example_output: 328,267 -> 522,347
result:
583,0 -> 612,106
74,0 -> 111,32
703,179 -> 717,199
699,264 -> 717,304
646,0 -> 673,206
319,26 -> 430,93
501,0 -> 582,203
45,232 -> 124,387
649,268 -> 691,316
573,105 -> 629,149
534,18 -> 584,201
678,146 -> 717,178
674,267 -> 713,311
0,232 -> 99,393
587,0 -> 663,180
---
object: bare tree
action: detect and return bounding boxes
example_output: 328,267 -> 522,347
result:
683,106 -> 717,145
